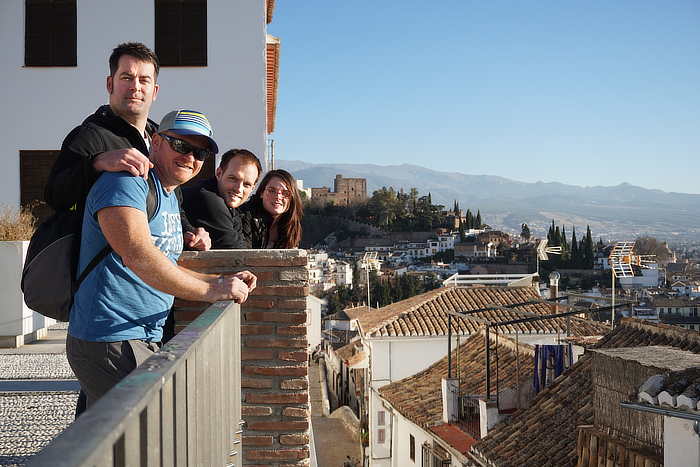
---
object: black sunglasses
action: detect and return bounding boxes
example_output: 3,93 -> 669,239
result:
159,133 -> 213,162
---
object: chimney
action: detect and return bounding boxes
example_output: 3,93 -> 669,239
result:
442,378 -> 459,424
549,271 -> 560,315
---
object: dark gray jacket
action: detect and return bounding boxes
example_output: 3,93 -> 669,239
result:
180,177 -> 247,249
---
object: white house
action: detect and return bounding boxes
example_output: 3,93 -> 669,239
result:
333,261 -> 354,288
1,0 -> 277,218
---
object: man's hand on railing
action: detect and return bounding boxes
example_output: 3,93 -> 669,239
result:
211,271 -> 257,304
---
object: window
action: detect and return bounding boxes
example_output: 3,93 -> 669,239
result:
378,429 -> 385,444
422,442 -> 451,467
410,434 -> 415,461
25,0 -> 77,66
20,150 -> 60,223
378,411 -> 385,426
155,0 -> 207,66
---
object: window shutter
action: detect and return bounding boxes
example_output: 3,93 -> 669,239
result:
25,0 -> 76,67
155,0 -> 207,67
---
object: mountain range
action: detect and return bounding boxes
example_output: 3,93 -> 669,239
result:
276,160 -> 700,243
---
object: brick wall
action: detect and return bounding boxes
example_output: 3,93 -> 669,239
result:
175,249 -> 310,466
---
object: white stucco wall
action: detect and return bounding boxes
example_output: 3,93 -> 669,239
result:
665,416 -> 700,466
369,336 -> 465,384
0,0 -> 268,209
306,294 -> 324,351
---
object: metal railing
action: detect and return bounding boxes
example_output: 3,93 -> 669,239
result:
445,383 -> 481,439
26,300 -> 242,467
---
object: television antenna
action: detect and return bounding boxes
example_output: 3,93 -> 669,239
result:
361,252 -> 379,309
536,239 -> 562,276
608,241 -> 636,328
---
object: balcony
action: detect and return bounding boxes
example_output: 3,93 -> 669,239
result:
23,249 -> 314,466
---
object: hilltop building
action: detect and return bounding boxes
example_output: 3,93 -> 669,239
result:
310,174 -> 367,207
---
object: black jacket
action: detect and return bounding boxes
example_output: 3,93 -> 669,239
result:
180,177 -> 248,249
240,196 -> 271,249
45,105 -> 194,232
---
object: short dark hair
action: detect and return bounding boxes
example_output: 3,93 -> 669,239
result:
109,42 -> 160,80
219,149 -> 263,184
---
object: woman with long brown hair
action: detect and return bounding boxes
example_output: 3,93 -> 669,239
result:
240,169 -> 303,249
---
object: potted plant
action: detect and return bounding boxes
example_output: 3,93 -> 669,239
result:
0,203 -> 44,347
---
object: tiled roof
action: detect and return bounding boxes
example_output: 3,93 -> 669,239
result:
355,286 -> 610,338
266,0 -> 275,23
594,318 -> 700,352
636,364 -> 700,411
335,341 -> 357,361
344,306 -> 371,320
469,318 -> 700,467
379,331 -> 535,429
430,423 -> 477,455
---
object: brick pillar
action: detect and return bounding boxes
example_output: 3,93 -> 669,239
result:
175,249 -> 310,467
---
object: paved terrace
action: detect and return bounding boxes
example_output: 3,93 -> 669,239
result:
0,322 -> 78,467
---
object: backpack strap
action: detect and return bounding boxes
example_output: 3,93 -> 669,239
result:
146,175 -> 158,221
75,176 -> 159,287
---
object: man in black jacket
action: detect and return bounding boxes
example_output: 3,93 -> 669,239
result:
181,149 -> 262,249
45,42 -> 210,250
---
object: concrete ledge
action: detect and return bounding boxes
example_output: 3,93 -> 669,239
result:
0,327 -> 48,348
329,405 -> 360,439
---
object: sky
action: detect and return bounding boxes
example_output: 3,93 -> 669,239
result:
267,1 -> 700,194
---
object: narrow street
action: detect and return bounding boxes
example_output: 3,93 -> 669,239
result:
309,359 -> 363,467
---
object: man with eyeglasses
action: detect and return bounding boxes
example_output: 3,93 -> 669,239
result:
66,109 -> 257,411
44,42 -> 210,250
181,148 -> 262,249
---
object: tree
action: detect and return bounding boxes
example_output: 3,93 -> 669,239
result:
634,236 -> 671,264
570,227 -> 580,268
366,187 -> 399,227
352,259 -> 360,289
475,210 -> 482,229
583,225 -> 594,269
521,223 -> 531,241
409,188 -> 419,215
326,292 -> 341,315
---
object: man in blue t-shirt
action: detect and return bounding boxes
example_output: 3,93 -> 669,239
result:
67,109 -> 257,410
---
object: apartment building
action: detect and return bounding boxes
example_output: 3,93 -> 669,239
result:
2,0 -> 275,222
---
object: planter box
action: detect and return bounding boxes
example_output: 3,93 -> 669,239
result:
0,240 -> 55,347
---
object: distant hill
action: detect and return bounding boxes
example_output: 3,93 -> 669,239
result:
276,160 -> 700,242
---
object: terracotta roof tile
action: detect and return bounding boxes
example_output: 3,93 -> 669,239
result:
469,318 -> 700,467
379,331 -> 536,430
355,286 -> 610,339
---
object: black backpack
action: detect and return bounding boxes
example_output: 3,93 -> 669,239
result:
21,176 -> 158,322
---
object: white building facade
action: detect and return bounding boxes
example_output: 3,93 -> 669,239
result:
1,0 -> 271,212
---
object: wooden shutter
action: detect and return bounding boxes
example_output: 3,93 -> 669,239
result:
20,150 -> 60,223
155,0 -> 207,67
25,0 -> 77,67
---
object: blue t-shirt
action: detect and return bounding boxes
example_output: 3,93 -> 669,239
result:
68,170 -> 183,342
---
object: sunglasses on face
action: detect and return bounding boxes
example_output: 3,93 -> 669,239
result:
159,133 -> 213,162
264,187 -> 292,199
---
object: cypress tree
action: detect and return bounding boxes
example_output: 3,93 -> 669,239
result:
476,210 -> 482,229
584,225 -> 595,269
570,227 -> 579,268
